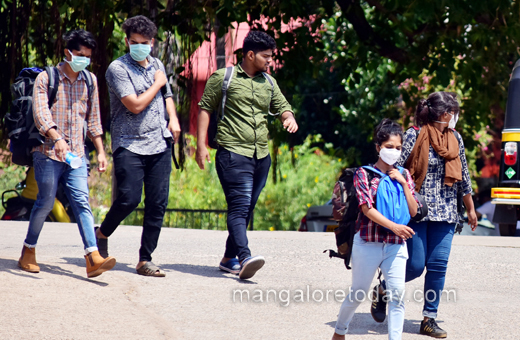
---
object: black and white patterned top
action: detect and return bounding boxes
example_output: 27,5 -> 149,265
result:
396,127 -> 472,224
106,54 -> 173,155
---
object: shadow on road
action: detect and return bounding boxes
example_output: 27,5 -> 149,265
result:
61,256 -> 137,274
0,257 -> 108,285
40,262 -> 109,286
0,258 -> 41,279
160,263 -> 228,278
325,313 -> 423,335
160,263 -> 259,284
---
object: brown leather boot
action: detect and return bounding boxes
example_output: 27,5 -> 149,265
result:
85,251 -> 116,278
18,246 -> 40,273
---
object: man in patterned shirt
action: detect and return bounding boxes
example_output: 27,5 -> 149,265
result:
18,29 -> 117,278
96,16 -> 181,277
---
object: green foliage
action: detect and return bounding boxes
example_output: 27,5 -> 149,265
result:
197,0 -> 520,167
0,164 -> 26,218
257,135 -> 343,231
87,135 -> 341,231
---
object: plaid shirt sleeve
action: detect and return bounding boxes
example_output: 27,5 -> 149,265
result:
86,73 -> 103,139
403,168 -> 417,198
354,168 -> 375,209
32,71 -> 57,136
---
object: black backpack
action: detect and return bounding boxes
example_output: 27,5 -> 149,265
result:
325,167 -> 375,269
207,66 -> 276,149
5,67 -> 93,166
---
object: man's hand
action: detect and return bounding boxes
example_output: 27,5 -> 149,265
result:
168,118 -> 181,144
54,139 -> 70,162
154,70 -> 167,87
282,113 -> 298,133
97,152 -> 107,173
196,144 -> 211,170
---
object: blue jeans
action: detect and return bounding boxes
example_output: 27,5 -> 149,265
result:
216,148 -> 271,262
99,146 -> 171,262
335,233 -> 408,339
24,152 -> 97,253
405,220 -> 455,318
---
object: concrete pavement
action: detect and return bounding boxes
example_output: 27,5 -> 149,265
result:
0,221 -> 519,339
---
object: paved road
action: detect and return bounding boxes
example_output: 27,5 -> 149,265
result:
0,221 -> 518,339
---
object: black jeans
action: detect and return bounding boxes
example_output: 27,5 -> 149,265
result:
216,148 -> 271,262
100,145 -> 171,262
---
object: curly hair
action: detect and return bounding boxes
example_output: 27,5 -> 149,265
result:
374,118 -> 403,146
243,31 -> 276,55
122,15 -> 157,40
63,29 -> 97,51
415,92 -> 460,126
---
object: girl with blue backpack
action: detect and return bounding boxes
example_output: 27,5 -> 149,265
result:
369,92 -> 478,338
332,119 -> 419,340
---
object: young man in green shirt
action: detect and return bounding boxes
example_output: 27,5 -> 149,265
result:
196,31 -> 298,280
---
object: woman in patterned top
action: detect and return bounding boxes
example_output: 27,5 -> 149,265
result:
332,119 -> 418,340
371,92 -> 478,338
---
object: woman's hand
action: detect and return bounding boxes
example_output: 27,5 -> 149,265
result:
389,223 -> 416,241
388,168 -> 406,186
467,209 -> 478,231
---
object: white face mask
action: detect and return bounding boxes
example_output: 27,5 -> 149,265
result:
379,147 -> 401,166
435,112 -> 458,129
448,113 -> 459,129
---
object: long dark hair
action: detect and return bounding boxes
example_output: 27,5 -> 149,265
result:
374,118 -> 403,145
415,92 -> 460,126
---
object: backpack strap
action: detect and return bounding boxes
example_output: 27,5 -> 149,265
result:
262,72 -> 277,116
80,69 -> 94,115
152,57 -> 169,99
220,66 -> 235,121
45,66 -> 59,109
362,165 -> 386,178
151,58 -> 180,170
78,69 -> 95,144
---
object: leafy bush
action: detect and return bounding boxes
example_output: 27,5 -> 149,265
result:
0,164 -> 26,217
88,134 -> 343,231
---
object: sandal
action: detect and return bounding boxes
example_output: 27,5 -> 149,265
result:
136,262 -> 166,277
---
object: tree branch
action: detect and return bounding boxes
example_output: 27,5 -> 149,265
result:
336,0 -> 410,64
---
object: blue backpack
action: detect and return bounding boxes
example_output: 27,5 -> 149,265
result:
361,166 -> 411,226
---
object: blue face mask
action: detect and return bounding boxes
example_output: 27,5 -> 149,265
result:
129,43 -> 152,62
64,50 -> 90,73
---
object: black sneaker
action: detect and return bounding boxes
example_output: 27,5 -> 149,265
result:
95,227 -> 109,258
370,284 -> 387,323
420,318 -> 447,338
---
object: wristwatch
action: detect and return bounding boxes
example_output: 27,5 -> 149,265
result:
52,137 -> 64,144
